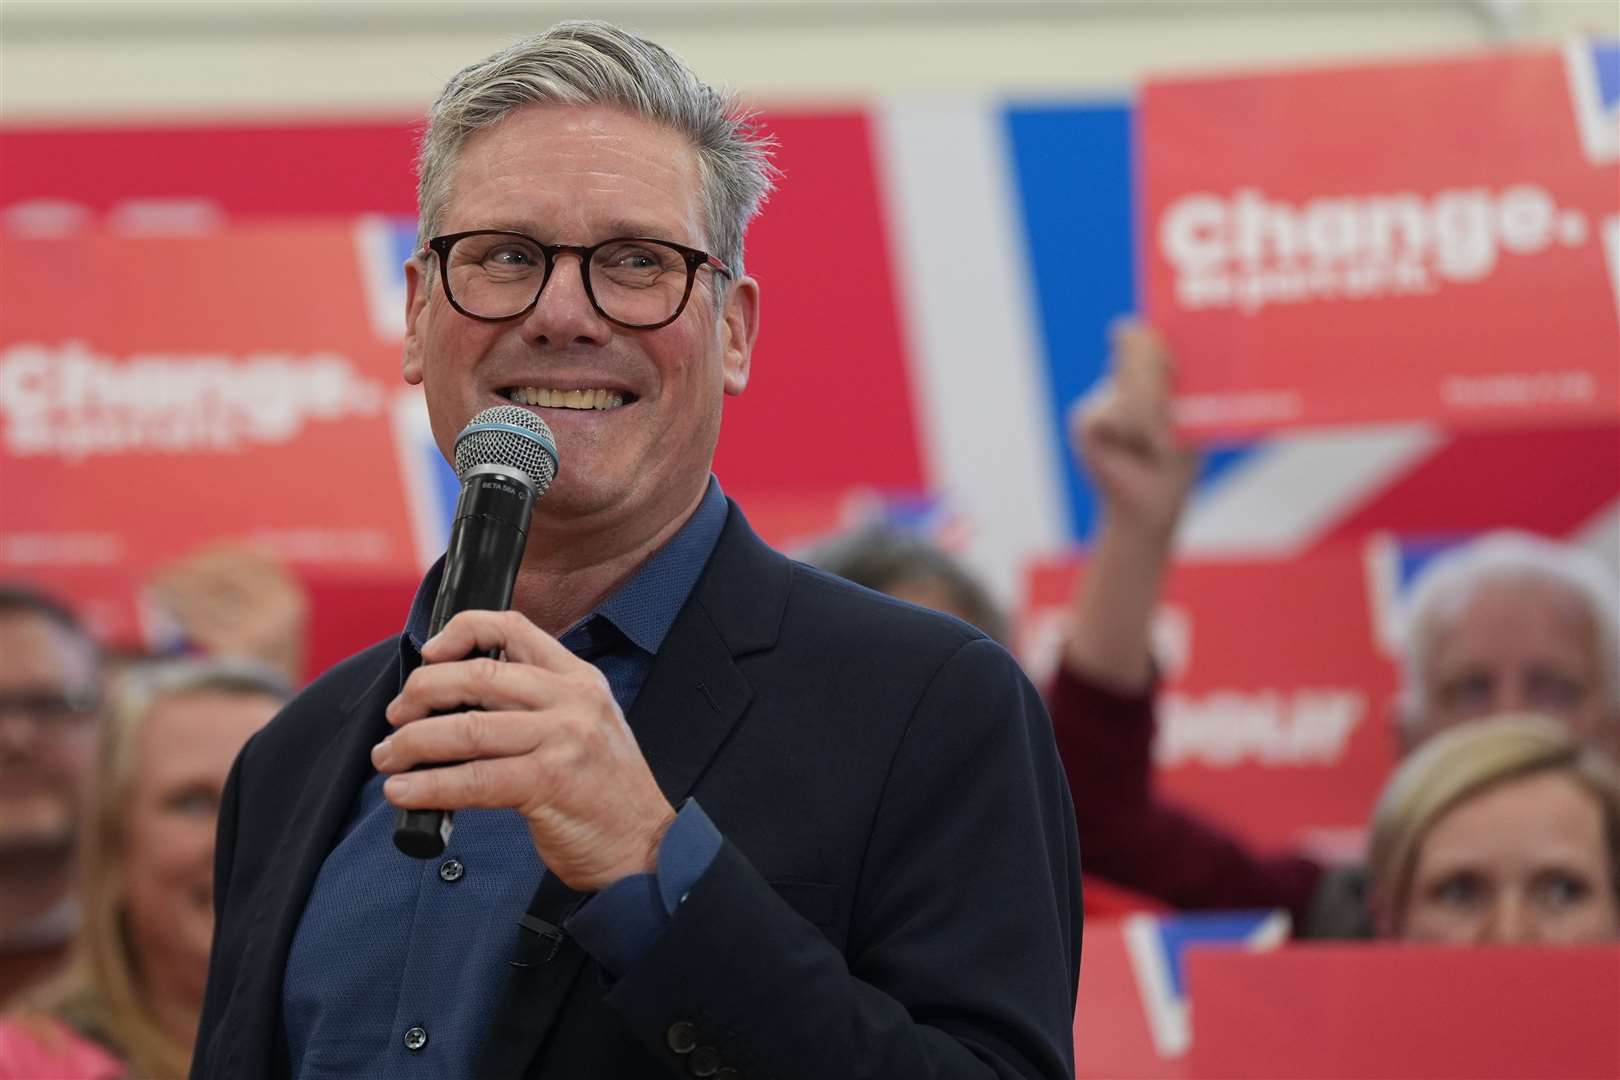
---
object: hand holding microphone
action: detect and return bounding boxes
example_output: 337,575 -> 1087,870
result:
384,405 -> 677,889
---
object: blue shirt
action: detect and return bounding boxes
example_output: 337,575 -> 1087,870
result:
282,478 -> 728,1079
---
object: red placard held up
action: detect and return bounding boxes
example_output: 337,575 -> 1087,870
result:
1141,46 -> 1620,441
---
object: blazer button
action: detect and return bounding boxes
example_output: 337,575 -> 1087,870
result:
666,1021 -> 698,1054
687,1045 -> 722,1077
403,1026 -> 428,1052
438,859 -> 464,883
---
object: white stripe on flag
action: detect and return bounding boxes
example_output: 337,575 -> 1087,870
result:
1179,425 -> 1443,557
874,98 -> 1067,605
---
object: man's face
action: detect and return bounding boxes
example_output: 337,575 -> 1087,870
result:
402,104 -> 759,534
0,612 -> 99,862
1415,579 -> 1615,757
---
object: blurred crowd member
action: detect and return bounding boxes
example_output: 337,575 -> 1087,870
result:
798,523 -> 1009,644
1398,533 -> 1619,762
809,321 -> 1620,937
0,659 -> 287,1079
143,544 -> 311,686
1056,324 -> 1620,935
0,586 -> 102,1008
1368,715 -> 1620,943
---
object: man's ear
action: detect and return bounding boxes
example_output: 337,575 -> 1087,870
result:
720,275 -> 759,397
402,255 -> 430,387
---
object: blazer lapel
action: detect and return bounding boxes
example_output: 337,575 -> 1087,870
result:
219,649 -> 399,1080
474,503 -> 790,1078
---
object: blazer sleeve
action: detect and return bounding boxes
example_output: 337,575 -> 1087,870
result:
601,637 -> 1082,1080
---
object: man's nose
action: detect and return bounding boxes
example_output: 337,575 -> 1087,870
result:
1490,675 -> 1530,716
519,253 -> 610,346
0,710 -> 40,756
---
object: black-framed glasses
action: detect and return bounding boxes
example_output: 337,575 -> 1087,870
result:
425,230 -> 733,330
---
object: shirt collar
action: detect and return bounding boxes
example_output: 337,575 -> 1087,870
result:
401,475 -> 728,658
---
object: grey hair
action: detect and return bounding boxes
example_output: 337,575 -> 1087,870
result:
415,19 -> 777,279
1399,531 -> 1620,734
799,522 -> 1010,645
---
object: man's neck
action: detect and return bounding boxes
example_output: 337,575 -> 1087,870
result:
508,482 -> 708,636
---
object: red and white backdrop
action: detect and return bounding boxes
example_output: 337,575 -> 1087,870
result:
3,42 -> 1617,853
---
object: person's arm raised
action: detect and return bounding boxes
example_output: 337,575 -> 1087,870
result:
1064,321 -> 1197,693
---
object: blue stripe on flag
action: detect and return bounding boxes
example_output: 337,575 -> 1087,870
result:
1004,102 -> 1260,542
1004,102 -> 1137,542
1154,911 -> 1280,997
1592,41 -> 1620,109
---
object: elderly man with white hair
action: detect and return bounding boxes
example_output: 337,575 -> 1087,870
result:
1397,531 -> 1619,759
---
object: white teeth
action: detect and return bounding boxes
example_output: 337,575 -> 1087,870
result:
506,387 -> 626,410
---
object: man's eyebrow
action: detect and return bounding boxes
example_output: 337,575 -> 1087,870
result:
467,219 -> 696,243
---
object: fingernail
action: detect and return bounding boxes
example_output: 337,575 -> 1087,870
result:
371,738 -> 391,767
385,775 -> 412,800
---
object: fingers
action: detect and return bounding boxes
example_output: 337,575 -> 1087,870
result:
387,654 -> 567,726
1108,318 -> 1173,405
421,609 -> 576,671
372,709 -> 540,772
382,755 -> 535,811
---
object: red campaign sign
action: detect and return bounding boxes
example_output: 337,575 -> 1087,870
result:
1186,945 -> 1620,1079
0,111 -> 929,649
1141,47 -> 1620,440
1020,544 -> 1400,852
0,225 -> 421,643
0,112 -> 929,510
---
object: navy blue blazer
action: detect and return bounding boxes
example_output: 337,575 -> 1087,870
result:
191,503 -> 1082,1080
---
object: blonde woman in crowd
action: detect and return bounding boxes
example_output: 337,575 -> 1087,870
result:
0,660 -> 287,1079
1367,714 -> 1620,943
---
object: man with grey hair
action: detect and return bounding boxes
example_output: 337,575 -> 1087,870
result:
1397,531 -> 1619,760
194,20 -> 1080,1080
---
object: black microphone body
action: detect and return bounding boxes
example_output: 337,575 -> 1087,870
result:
392,405 -> 558,859
393,466 -> 536,859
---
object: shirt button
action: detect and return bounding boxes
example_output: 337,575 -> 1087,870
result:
687,1045 -> 722,1077
438,859 -> 464,883
666,1021 -> 698,1054
403,1026 -> 428,1052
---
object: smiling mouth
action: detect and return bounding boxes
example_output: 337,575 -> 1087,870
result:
506,386 -> 631,411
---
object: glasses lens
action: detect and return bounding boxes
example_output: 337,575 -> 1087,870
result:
589,240 -> 691,327
444,233 -> 548,319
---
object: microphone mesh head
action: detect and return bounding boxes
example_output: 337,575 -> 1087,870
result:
453,405 -> 559,495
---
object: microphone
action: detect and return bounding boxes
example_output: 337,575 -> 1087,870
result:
392,404 -> 558,858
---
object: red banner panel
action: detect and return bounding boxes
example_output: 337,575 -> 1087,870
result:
1186,945 -> 1620,1079
1020,544 -> 1399,852
1142,47 -> 1620,440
